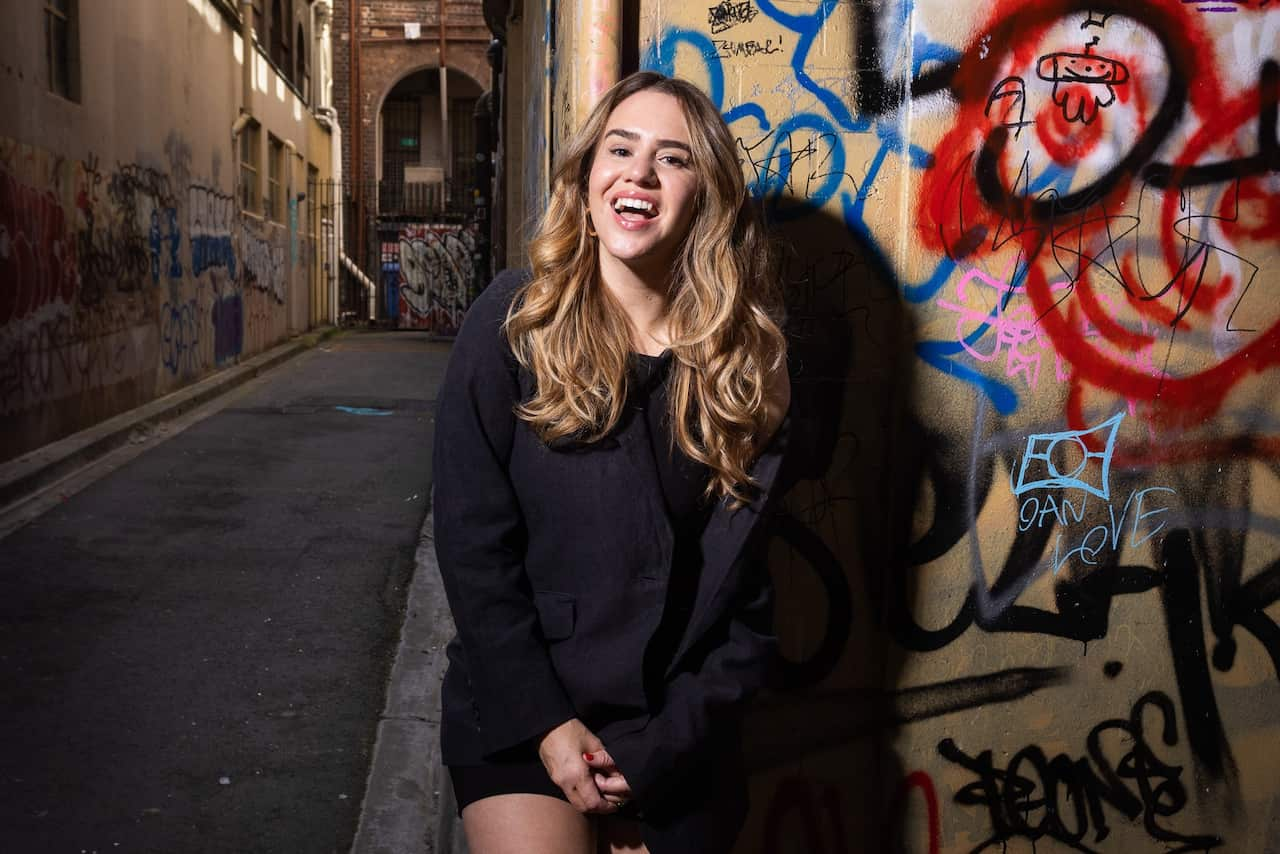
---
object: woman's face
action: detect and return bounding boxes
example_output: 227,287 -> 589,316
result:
586,89 -> 701,278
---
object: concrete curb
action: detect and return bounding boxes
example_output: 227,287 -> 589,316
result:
0,326 -> 341,509
351,505 -> 466,854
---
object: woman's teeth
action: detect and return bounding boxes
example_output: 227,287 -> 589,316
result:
613,197 -> 655,218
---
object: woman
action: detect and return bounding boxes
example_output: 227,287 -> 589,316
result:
432,70 -> 791,854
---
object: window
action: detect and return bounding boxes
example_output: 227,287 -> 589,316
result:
252,0 -> 264,43
270,0 -> 290,71
239,122 -> 261,213
267,134 -> 285,221
45,0 -> 80,102
296,23 -> 308,100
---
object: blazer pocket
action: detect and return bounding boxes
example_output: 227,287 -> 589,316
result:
533,591 -> 576,641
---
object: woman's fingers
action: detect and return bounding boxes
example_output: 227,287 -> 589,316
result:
594,772 -> 633,797
577,774 -> 621,814
535,720 -> 626,814
582,748 -> 618,772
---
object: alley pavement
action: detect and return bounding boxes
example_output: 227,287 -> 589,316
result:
1,330 -> 454,854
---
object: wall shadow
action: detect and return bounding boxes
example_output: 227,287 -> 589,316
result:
741,201 -> 927,851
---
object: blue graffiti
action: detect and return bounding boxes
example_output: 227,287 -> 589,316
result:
193,235 -> 237,279
744,113 -> 848,220
1017,482 -> 1177,576
643,28 -> 725,110
1013,412 -> 1125,500
150,208 -> 182,284
167,208 -> 182,278
150,211 -> 161,283
161,299 -> 201,375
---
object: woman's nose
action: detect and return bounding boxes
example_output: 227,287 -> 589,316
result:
626,154 -> 658,184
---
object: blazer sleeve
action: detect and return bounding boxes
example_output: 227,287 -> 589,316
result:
604,538 -> 778,805
432,272 -> 577,756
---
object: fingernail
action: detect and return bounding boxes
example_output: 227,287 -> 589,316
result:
583,752 -> 594,761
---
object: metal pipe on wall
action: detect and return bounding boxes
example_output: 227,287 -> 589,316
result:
439,0 -> 449,215
240,0 -> 254,116
576,0 -> 620,127
351,0 -> 363,274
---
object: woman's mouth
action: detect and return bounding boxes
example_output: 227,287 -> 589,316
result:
611,196 -> 658,228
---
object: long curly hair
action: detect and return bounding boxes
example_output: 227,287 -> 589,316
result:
504,71 -> 786,505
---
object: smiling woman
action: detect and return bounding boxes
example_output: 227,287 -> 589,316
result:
432,71 -> 791,854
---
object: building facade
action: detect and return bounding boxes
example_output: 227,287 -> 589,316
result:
487,1 -> 1280,851
330,0 -> 493,333
1,0 -> 339,462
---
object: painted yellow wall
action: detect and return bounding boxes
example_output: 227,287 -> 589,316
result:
623,1 -> 1280,851
0,0 -> 334,461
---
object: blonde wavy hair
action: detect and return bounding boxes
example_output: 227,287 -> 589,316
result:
505,71 -> 786,505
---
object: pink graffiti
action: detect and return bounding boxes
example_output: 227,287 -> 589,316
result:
936,263 -> 1167,392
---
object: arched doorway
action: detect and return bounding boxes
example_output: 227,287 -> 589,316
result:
377,66 -> 486,218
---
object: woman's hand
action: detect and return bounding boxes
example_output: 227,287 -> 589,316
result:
583,748 -> 633,806
537,719 -> 619,814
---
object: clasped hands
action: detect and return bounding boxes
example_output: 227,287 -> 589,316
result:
537,718 -> 634,814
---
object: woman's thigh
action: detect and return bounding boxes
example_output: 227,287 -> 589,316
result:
462,793 -> 595,854
597,815 -> 649,854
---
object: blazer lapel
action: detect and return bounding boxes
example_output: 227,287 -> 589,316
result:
669,407 -> 793,673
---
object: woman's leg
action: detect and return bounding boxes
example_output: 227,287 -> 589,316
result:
596,815 -> 649,854
462,793 -> 595,854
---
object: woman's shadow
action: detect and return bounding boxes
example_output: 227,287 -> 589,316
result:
739,203 -> 931,853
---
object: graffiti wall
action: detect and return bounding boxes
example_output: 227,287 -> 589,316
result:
0,136 -> 293,461
0,0 -> 333,463
640,0 -> 1280,850
393,223 -> 478,334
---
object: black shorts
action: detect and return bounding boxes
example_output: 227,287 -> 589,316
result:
448,757 -> 567,815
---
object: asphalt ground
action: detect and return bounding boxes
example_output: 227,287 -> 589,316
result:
0,330 -> 453,854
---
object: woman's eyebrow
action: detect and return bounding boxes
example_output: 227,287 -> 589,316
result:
605,127 -> 692,153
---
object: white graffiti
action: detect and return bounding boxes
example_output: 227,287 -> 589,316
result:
398,225 -> 476,333
239,221 -> 285,304
189,184 -> 237,278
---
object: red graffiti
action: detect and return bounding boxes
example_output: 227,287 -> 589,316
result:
762,776 -> 849,854
0,169 -> 79,325
888,771 -> 941,854
761,771 -> 941,853
919,0 -> 1280,451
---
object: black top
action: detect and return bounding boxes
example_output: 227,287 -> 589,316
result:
629,350 -> 713,707
629,350 -> 712,527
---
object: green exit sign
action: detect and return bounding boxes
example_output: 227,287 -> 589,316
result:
399,137 -> 418,148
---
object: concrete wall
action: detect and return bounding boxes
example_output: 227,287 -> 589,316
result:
0,0 -> 333,462
627,1 -> 1280,851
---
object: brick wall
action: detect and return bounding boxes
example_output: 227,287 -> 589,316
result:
331,0 -> 490,259
332,0 -> 353,187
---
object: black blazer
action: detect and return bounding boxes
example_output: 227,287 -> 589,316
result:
432,270 -> 791,853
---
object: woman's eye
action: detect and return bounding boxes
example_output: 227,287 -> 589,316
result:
661,155 -> 688,168
610,147 -> 630,157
